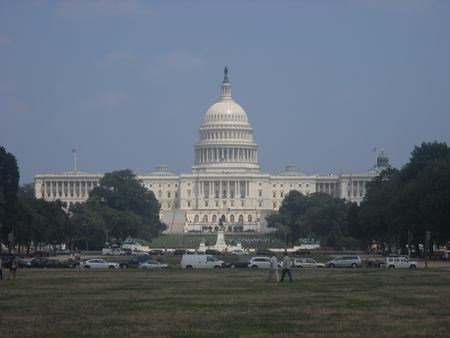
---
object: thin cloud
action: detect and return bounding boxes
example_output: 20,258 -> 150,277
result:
54,0 -> 157,18
92,91 -> 130,106
100,50 -> 138,68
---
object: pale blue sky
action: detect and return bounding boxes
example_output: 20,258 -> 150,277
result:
1,1 -> 449,184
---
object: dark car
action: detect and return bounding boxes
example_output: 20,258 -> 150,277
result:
120,256 -> 153,268
256,249 -> 277,256
33,258 -> 72,268
173,249 -> 191,255
1,254 -> 32,268
205,249 -> 225,256
148,249 -> 164,256
292,249 -> 311,255
226,258 -> 251,268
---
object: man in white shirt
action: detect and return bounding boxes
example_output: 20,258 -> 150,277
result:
280,252 -> 293,282
265,253 -> 279,282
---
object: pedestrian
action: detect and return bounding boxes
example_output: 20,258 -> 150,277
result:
445,251 -> 449,261
265,252 -> 279,282
280,252 -> 293,282
0,257 -> 3,280
7,255 -> 18,280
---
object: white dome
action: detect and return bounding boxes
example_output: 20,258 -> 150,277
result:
203,101 -> 249,125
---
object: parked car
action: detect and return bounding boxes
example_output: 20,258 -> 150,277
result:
373,259 -> 386,268
131,250 -> 149,256
248,257 -> 280,268
56,250 -> 71,255
33,259 -> 72,268
388,253 -> 411,261
1,254 -> 32,268
31,257 -> 49,268
325,255 -> 362,268
148,249 -> 164,256
205,249 -> 225,256
138,260 -> 171,268
226,258 -> 251,268
120,256 -> 152,268
384,257 -> 419,269
255,249 -> 277,256
77,259 -> 119,269
173,249 -> 191,255
292,258 -> 324,268
230,250 -> 248,256
292,249 -> 311,255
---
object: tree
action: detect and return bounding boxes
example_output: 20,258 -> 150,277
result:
266,191 -> 350,248
0,146 -> 20,245
88,169 -> 166,241
70,202 -> 105,251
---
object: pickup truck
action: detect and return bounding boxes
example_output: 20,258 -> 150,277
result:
102,248 -> 126,256
120,256 -> 152,268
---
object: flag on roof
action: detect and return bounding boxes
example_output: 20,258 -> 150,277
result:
72,149 -> 76,153
373,148 -> 377,152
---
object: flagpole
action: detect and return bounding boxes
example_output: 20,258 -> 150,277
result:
75,150 -> 77,173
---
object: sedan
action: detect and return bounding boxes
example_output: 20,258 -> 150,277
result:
291,258 -> 325,268
33,259 -> 72,268
138,260 -> 170,268
230,250 -> 249,256
226,258 -> 251,268
78,259 -> 119,269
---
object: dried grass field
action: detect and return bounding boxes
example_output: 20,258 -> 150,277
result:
1,266 -> 449,338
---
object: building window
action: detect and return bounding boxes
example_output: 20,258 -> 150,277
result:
259,201 -> 262,207
187,190 -> 191,197
258,190 -> 262,197
167,192 -> 171,198
248,215 -> 252,222
280,192 -> 284,198
230,215 -> 235,222
205,201 -> 208,207
216,201 -> 219,207
241,201 -> 245,207
259,183 -> 262,186
273,202 -> 276,208
187,201 -> 191,207
158,191 -> 162,198
168,202 -> 171,209
273,192 -> 276,198
175,192 -> 178,198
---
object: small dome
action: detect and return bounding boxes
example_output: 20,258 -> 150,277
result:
148,165 -> 176,176
278,165 -> 306,176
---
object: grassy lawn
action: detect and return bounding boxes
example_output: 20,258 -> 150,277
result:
1,266 -> 449,337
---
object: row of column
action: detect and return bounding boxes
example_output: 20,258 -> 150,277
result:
195,147 -> 257,163
347,180 -> 367,197
316,182 -> 338,196
40,180 -> 98,199
197,180 -> 250,199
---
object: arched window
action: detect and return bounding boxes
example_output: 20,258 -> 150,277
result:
203,215 -> 208,223
194,215 -> 199,222
280,192 -> 284,198
212,215 -> 217,222
230,215 -> 235,222
238,215 -> 243,222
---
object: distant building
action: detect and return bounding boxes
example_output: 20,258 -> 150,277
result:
34,69 -> 390,233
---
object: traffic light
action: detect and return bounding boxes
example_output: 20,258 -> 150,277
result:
8,233 -> 12,243
409,232 -> 413,241
426,231 -> 431,241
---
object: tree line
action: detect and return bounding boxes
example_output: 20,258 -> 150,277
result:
266,141 -> 450,254
0,146 -> 166,255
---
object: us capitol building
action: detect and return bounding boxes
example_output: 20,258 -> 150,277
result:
34,68 -> 390,234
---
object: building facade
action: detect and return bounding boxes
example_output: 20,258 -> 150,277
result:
34,69 -> 390,233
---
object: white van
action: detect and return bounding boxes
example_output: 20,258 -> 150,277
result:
180,254 -> 224,269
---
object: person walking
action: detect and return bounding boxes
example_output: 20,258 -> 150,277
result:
280,252 -> 293,282
7,256 -> 18,280
265,253 -> 279,282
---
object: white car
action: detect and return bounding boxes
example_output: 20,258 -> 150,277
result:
79,259 -> 119,269
138,260 -> 170,268
291,258 -> 325,268
384,257 -> 419,269
230,250 -> 249,256
248,257 -> 281,268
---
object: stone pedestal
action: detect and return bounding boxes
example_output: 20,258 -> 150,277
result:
214,230 -> 227,251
